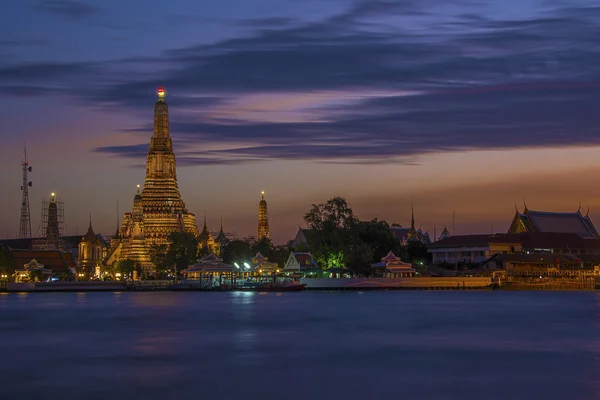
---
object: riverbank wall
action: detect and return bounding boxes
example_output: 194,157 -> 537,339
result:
7,281 -> 123,292
301,277 -> 493,290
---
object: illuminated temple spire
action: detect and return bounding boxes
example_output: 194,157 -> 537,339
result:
104,86 -> 199,270
46,192 -> 59,241
257,191 -> 269,239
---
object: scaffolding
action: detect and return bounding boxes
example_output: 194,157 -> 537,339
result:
19,146 -> 32,239
32,194 -> 68,251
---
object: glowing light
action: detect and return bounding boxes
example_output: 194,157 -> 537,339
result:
51,192 -> 55,197
234,263 -> 240,269
243,262 -> 251,270
158,86 -> 166,98
261,191 -> 265,195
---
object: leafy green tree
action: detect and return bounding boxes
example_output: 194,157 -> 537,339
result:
303,197 -> 358,269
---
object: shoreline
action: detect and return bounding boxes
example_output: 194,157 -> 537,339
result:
2,275 -> 597,292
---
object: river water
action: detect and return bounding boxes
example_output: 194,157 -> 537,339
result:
0,291 -> 598,399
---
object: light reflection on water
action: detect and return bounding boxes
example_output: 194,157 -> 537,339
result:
0,291 -> 598,399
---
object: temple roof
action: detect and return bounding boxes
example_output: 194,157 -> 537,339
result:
428,234 -> 520,249
292,252 -> 316,265
391,227 -> 431,245
215,217 -> 227,241
372,251 -> 413,269
381,251 -> 401,262
198,253 -> 223,263
11,249 -> 75,273
510,208 -> 599,239
82,218 -> 99,244
428,232 -> 600,250
253,252 -> 267,262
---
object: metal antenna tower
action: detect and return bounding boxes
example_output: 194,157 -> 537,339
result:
19,145 -> 32,239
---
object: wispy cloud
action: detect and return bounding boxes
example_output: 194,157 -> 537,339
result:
35,0 -> 98,20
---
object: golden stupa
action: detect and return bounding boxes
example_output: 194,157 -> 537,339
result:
105,87 -> 199,269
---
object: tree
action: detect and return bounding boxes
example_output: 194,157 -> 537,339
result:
303,197 -> 358,269
0,245 -> 14,278
293,242 -> 311,253
149,244 -> 169,272
115,259 -> 135,276
344,240 -> 374,277
28,269 -> 44,282
166,231 -> 198,272
269,245 -> 291,268
356,219 -> 402,262
304,197 -> 358,231
406,242 -> 429,264
252,236 -> 273,258
220,239 -> 254,265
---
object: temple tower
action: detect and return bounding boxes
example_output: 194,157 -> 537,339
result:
33,192 -> 66,251
140,86 -> 198,241
257,191 -> 270,239
407,198 -> 419,243
104,87 -> 199,271
46,193 -> 59,241
78,216 -> 103,277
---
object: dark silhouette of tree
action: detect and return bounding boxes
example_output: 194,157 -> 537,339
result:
115,259 -> 135,276
149,244 -> 169,272
166,231 -> 198,272
28,269 -> 44,282
356,219 -> 402,262
251,236 -> 272,257
0,245 -> 14,278
221,239 -> 254,265
304,196 -> 358,231
344,240 -> 374,277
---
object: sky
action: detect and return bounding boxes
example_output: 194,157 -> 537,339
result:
2,0 -> 600,243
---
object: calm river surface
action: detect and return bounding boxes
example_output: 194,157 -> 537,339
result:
1,291 -> 599,399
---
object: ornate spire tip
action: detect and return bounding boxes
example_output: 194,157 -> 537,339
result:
158,86 -> 166,99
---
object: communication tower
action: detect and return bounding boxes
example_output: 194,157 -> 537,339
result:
19,145 -> 32,239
